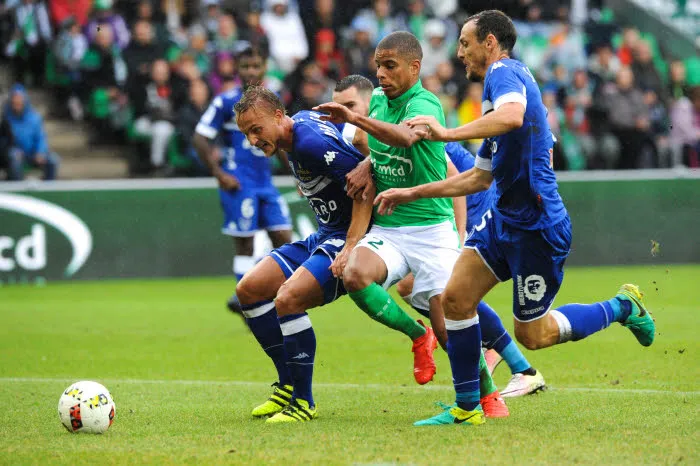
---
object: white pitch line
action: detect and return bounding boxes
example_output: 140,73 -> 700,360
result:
0,377 -> 697,396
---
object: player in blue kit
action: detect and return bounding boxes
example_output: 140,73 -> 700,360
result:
376,10 -> 655,426
397,141 -> 546,398
193,45 -> 292,310
232,86 -> 373,423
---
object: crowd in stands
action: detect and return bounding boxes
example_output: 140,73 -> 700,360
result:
0,0 -> 698,180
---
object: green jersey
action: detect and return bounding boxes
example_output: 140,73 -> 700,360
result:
368,80 -> 453,227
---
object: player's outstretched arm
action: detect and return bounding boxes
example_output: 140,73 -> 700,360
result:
407,102 -> 525,142
330,184 -> 376,278
375,167 -> 492,216
313,102 -> 422,148
447,160 -> 467,244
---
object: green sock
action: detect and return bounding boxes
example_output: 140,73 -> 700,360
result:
479,351 -> 498,397
349,283 -> 426,341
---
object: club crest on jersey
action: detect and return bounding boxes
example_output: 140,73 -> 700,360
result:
523,275 -> 547,302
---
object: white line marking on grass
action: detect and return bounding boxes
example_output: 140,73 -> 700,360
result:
0,377 -> 697,396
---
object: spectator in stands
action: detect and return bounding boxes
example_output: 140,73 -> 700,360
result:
239,4 -> 269,56
420,19 -> 449,78
170,54 -> 201,111
54,15 -> 87,121
314,28 -> 345,81
616,27 -> 639,66
604,66 -> 653,169
123,20 -> 164,95
345,16 -> 376,81
456,82 -> 484,153
4,83 -> 59,180
201,0 -> 220,41
669,85 -> 700,167
81,22 -> 129,139
176,78 -> 210,176
668,60 -> 689,103
261,0 -> 308,74
301,0 -> 341,56
545,22 -> 587,76
588,43 -> 621,92
160,0 -> 185,37
287,62 -> 329,115
47,0 -> 91,27
133,0 -> 169,46
85,0 -> 130,51
0,108 -> 15,180
5,0 -> 52,85
130,59 -> 176,174
208,51 -> 237,96
424,0 -> 455,19
184,24 -> 210,76
397,0 -> 429,42
212,14 -> 237,54
631,41 -> 665,102
351,0 -> 399,47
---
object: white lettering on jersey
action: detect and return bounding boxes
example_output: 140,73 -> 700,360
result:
324,151 -> 337,165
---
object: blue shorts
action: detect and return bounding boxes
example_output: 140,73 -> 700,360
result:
465,210 -> 572,322
220,185 -> 291,237
270,231 -> 347,304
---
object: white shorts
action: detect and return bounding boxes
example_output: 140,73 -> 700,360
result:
355,220 -> 461,311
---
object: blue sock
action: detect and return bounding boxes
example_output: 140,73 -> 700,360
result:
477,301 -> 532,375
280,313 -> 316,408
242,301 -> 291,386
445,317 -> 481,411
551,298 -> 631,343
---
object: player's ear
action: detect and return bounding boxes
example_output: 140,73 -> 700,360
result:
274,108 -> 284,123
486,33 -> 497,52
411,59 -> 421,77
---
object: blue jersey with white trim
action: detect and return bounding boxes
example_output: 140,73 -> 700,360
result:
444,142 -> 494,231
195,86 -> 274,187
289,111 -> 365,236
477,58 -> 567,230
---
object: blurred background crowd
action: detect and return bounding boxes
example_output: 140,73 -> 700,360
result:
0,0 -> 698,180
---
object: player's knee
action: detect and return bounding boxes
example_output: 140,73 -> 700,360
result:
441,289 -> 477,320
235,276 -> 259,306
342,263 -> 373,293
395,279 -> 412,299
274,287 -> 305,317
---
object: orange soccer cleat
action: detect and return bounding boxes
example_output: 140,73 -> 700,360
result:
480,390 -> 510,418
412,320 -> 438,385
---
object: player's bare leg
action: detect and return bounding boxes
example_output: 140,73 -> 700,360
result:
235,257 -> 293,417
266,267 -> 325,423
267,229 -> 292,248
343,247 -> 437,385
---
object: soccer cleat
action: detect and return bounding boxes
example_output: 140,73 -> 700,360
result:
412,320 -> 438,385
265,399 -> 317,424
251,383 -> 293,417
501,370 -> 546,398
484,348 -> 503,375
616,284 -> 655,347
414,404 -> 485,426
480,391 -> 509,418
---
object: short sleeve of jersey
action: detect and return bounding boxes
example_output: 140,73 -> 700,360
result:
195,95 -> 228,139
485,63 -> 528,113
475,139 -> 492,171
402,93 -> 445,124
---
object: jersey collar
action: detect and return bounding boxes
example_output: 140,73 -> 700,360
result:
387,80 -> 423,109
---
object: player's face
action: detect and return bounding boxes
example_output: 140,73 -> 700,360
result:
332,87 -> 370,117
238,55 -> 266,88
457,21 -> 489,83
375,49 -> 418,99
237,107 -> 283,157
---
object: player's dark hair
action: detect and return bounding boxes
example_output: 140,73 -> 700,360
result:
236,42 -> 268,61
334,74 -> 374,94
466,10 -> 517,54
234,85 -> 285,118
376,31 -> 423,62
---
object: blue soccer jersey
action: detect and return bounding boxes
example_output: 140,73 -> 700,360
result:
195,86 -> 273,187
444,142 -> 494,232
476,58 -> 567,230
288,111 -> 365,236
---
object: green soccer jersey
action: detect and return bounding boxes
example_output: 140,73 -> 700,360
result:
368,80 -> 453,227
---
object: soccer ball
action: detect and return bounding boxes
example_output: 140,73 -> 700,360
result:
58,381 -> 116,434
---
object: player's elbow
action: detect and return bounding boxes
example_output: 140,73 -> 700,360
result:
505,109 -> 524,130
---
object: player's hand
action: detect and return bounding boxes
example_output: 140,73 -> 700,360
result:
374,187 -> 419,216
330,245 -> 352,278
217,172 -> 240,191
312,102 -> 354,125
405,115 -> 447,141
346,159 -> 374,201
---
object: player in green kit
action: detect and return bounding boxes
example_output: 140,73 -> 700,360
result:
314,33 -> 500,408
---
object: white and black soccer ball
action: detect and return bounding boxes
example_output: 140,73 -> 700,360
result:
58,381 -> 116,434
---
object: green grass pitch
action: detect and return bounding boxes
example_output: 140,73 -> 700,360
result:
1,265 -> 698,465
